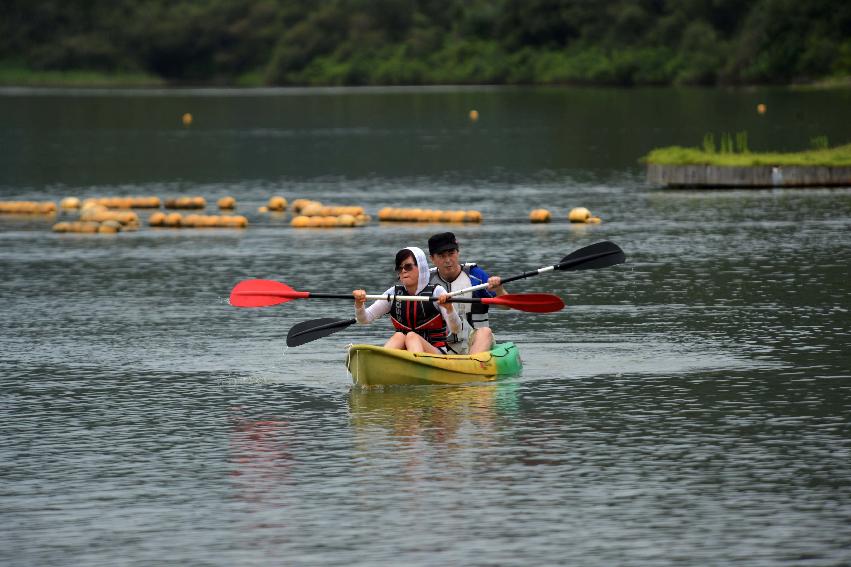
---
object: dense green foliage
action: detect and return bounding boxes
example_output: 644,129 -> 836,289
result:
644,143 -> 851,167
2,0 -> 850,86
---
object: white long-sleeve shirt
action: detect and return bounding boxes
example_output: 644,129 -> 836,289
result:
355,284 -> 462,336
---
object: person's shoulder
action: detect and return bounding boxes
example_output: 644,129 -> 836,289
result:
468,265 -> 490,282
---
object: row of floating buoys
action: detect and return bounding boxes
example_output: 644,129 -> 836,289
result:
76,196 -> 161,209
52,220 -> 130,233
148,212 -> 248,228
378,208 -> 483,223
290,213 -> 371,228
79,204 -> 140,227
0,201 -> 57,214
300,204 -> 365,217
291,199 -> 318,213
164,196 -> 206,209
529,207 -> 603,223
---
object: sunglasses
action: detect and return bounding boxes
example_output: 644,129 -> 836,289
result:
395,262 -> 417,274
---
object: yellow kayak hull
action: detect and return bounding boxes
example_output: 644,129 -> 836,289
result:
345,342 -> 522,386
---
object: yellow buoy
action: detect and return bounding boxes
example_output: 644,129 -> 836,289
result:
60,197 -> 81,209
568,207 -> 591,223
291,215 -> 310,228
148,212 -> 166,226
217,196 -> 236,210
182,113 -> 193,126
164,212 -> 183,227
337,214 -> 356,227
268,196 -> 287,211
465,210 -> 482,223
469,109 -> 479,122
529,209 -> 551,223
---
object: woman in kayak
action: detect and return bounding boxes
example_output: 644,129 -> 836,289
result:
353,246 -> 462,354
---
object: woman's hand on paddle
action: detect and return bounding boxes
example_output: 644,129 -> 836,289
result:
487,276 -> 502,290
353,289 -> 366,308
437,292 -> 454,313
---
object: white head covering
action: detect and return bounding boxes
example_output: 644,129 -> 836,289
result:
399,246 -> 430,294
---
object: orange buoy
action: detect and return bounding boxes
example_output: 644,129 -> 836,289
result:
218,196 -> 236,210
568,207 -> 591,223
529,209 -> 551,223
267,196 -> 287,211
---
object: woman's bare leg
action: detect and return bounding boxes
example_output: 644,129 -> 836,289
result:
384,332 -> 407,350
404,332 -> 441,354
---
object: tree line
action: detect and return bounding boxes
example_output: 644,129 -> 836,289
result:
2,0 -> 849,86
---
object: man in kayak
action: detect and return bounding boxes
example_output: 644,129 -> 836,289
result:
428,232 -> 506,354
353,246 -> 462,354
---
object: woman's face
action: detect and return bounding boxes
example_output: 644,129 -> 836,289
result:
396,256 -> 418,287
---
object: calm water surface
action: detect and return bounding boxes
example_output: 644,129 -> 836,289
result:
2,86 -> 850,566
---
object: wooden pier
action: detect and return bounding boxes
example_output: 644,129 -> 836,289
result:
647,164 -> 851,188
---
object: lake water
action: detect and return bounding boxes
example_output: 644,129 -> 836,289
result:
2,86 -> 850,566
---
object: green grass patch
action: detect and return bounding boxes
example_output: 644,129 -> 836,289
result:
643,143 -> 851,167
0,65 -> 164,87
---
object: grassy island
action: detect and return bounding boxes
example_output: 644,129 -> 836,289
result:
645,140 -> 851,188
644,143 -> 851,167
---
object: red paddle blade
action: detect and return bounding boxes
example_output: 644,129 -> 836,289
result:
482,293 -> 565,313
230,279 -> 307,308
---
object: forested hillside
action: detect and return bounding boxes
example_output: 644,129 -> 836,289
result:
2,0 -> 849,86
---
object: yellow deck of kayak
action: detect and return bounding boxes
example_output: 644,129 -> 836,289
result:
345,342 -> 522,386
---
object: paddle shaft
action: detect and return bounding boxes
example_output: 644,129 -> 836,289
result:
446,244 -> 623,297
235,290 -> 498,304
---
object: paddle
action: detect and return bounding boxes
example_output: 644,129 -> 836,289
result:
287,318 -> 356,347
230,279 -> 564,312
285,293 -> 564,347
446,240 -> 626,297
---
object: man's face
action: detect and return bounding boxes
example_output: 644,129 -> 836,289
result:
431,248 -> 460,278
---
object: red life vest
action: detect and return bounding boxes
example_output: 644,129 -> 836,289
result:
389,284 -> 448,348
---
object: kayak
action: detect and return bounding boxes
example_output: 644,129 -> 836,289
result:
345,342 -> 522,386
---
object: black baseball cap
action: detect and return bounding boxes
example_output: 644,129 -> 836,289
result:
428,232 -> 459,255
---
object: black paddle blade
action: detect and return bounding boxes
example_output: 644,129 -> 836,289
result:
287,318 -> 357,347
556,241 -> 625,271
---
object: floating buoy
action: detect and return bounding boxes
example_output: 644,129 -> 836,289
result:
182,113 -> 193,126
568,207 -> 591,223
757,103 -> 767,115
469,109 -> 479,122
148,211 -> 166,226
529,209 -> 551,223
267,196 -> 287,211
217,196 -> 236,210
258,206 -> 269,213
291,199 -> 322,213
291,215 -> 310,227
60,197 -> 81,209
164,212 -> 183,227
98,220 -> 122,234
587,216 -> 602,224
464,210 -> 482,223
